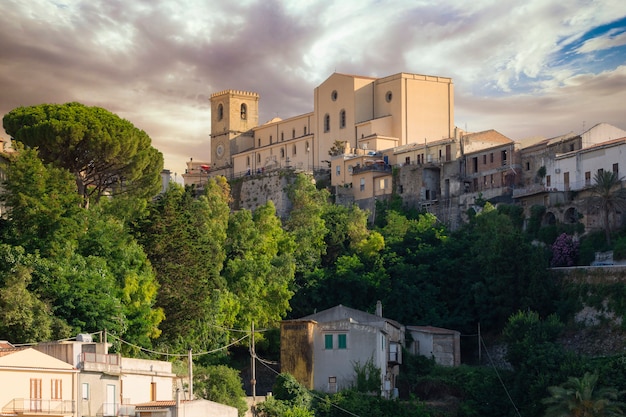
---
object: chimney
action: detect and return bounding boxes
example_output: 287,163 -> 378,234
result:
376,300 -> 383,317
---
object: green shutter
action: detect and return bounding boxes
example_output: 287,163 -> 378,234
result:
325,334 -> 333,349
338,334 -> 347,349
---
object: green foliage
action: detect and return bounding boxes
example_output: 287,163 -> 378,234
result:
3,102 -> 163,205
496,203 -> 525,230
134,180 -> 231,352
578,231 -> 611,265
542,371 -> 625,417
194,364 -> 248,417
527,204 -> 546,238
314,390 -> 430,417
587,170 -> 626,246
256,373 -> 313,417
224,201 -> 296,331
352,357 -> 381,394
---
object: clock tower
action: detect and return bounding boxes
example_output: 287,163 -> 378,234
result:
210,90 -> 259,172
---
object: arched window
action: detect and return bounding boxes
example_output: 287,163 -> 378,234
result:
217,104 -> 224,121
324,114 -> 330,132
340,109 -> 346,129
240,104 -> 247,120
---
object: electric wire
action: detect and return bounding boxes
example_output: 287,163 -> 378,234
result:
106,332 -> 249,357
480,334 -> 522,417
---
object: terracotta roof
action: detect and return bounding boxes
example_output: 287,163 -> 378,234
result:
463,129 -> 513,144
0,346 -> 27,357
134,401 -> 177,410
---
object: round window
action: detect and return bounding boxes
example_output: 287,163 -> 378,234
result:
386,91 -> 393,102
331,90 -> 338,101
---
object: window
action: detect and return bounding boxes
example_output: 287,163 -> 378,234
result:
490,174 -> 494,184
564,172 -> 570,190
270,135 -> 273,144
338,334 -> 347,349
240,104 -> 247,120
306,141 -> 310,152
258,138 -> 261,147
483,176 -> 487,186
150,382 -> 157,401
324,114 -> 330,132
614,163 -> 619,175
490,153 -> 494,163
304,126 -> 307,135
340,110 -> 346,128
546,175 -> 551,187
336,165 -> 340,175
405,156 -> 410,165
325,334 -> 333,349
257,154 -> 261,163
501,150 -> 507,165
31,379 -> 42,411
281,132 -> 284,141
281,149 -> 285,158
483,154 -> 487,164
331,90 -> 338,101
379,178 -> 387,189
217,104 -> 224,121
385,91 -> 392,102
51,379 -> 62,400
585,171 -> 591,186
526,162 -> 530,171
598,168 -> 604,177
360,178 -> 365,191
82,383 -> 89,400
293,144 -> 297,155
292,128 -> 296,138
246,156 -> 250,166
472,157 -> 478,173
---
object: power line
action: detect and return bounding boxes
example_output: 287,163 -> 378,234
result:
107,332 -> 249,357
480,334 -> 522,417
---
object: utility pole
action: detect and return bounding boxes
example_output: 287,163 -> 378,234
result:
250,322 -> 256,404
188,348 -> 193,400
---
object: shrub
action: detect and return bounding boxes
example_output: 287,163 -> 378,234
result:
550,233 -> 579,267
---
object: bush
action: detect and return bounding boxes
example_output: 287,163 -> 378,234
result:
550,233 -> 579,267
193,364 -> 248,417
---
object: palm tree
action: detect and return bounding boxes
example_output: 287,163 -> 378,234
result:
588,170 -> 626,246
542,371 -> 624,417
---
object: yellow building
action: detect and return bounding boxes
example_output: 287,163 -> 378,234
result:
0,343 -> 78,417
206,72 -> 454,186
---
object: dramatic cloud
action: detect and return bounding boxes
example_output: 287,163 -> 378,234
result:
1,0 -> 625,176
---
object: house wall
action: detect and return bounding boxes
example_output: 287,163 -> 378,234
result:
0,349 -> 78,417
279,321 -> 315,389
312,321 -> 380,393
121,358 -> 175,404
408,329 -> 461,367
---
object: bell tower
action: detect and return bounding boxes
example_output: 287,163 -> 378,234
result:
210,90 -> 259,171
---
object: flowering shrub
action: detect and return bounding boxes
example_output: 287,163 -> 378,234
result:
550,233 -> 579,267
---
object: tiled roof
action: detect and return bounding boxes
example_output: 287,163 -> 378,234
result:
463,129 -> 513,144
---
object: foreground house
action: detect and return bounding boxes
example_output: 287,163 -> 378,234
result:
0,342 -> 78,417
280,303 -> 404,397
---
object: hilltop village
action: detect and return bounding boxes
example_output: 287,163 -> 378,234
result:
182,71 -> 626,233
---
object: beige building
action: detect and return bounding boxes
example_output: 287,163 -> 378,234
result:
200,72 -> 454,186
0,342 -> 79,417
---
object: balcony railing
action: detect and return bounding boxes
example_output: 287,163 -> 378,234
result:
80,352 -> 120,374
2,398 -> 75,415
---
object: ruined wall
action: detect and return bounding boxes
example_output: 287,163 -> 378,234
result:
280,321 -> 315,389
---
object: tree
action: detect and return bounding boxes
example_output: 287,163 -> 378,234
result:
551,233 -> 579,267
194,365 -> 248,417
223,201 -> 296,330
133,180 -> 231,352
3,102 -> 163,205
542,372 -> 625,417
587,170 -> 626,246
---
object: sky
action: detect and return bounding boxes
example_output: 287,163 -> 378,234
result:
1,0 -> 625,177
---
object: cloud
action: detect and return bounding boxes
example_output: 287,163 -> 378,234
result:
0,0 -> 624,175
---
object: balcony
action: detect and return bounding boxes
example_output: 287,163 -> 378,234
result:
352,162 -> 392,174
2,398 -> 75,417
80,352 -> 120,375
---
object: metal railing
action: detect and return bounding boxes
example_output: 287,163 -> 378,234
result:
2,398 -> 75,415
